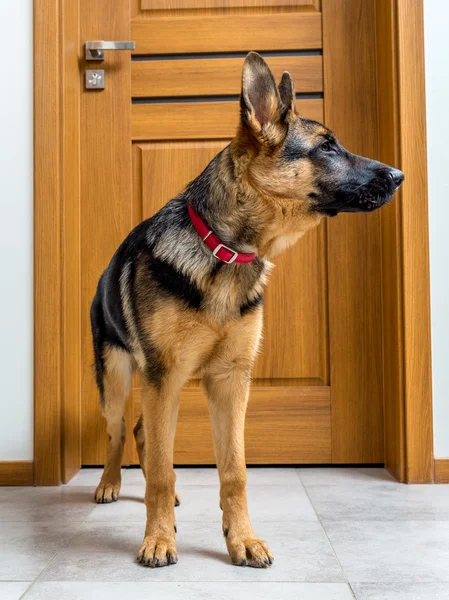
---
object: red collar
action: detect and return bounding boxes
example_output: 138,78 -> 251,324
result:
187,204 -> 257,264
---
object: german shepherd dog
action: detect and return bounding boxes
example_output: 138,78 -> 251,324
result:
91,52 -> 404,568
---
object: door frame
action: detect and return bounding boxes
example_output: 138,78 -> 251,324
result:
34,0 -> 433,485
34,0 -> 81,485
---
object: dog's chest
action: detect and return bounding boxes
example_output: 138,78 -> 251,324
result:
202,262 -> 269,323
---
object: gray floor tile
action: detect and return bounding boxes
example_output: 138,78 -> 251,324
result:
247,468 -> 302,486
0,522 -> 80,581
24,582 -> 354,600
324,520 -> 449,583
25,582 -> 353,600
297,468 -> 395,487
0,487 -> 96,522
65,468 -> 127,487
0,582 -> 32,600
86,483 -> 317,523
85,484 -> 145,522
352,583 -> 449,599
305,481 -> 449,521
124,467 -> 218,487
39,520 -> 345,583
123,467 -> 302,487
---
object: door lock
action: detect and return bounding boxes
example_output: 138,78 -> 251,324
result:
85,70 -> 105,90
85,40 -> 135,61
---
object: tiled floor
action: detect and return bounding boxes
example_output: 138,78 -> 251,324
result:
1,468 -> 449,599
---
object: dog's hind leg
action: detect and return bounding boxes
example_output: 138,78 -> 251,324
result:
134,413 -> 181,507
133,414 -> 146,478
94,345 -> 133,504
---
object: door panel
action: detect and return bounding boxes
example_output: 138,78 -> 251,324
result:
132,56 -> 323,98
140,0 -> 319,10
139,142 -> 228,218
252,222 -> 328,385
132,100 -> 323,141
131,387 -> 330,465
131,13 -> 321,54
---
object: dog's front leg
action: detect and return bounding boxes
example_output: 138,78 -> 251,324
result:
205,366 -> 273,568
137,380 -> 179,568
203,314 -> 274,568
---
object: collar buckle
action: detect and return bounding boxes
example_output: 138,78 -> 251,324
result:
187,203 -> 256,264
212,243 -> 238,264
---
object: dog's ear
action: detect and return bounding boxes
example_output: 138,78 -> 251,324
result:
240,52 -> 285,138
278,71 -> 296,115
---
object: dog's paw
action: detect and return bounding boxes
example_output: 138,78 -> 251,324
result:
227,535 -> 274,568
175,493 -> 181,507
94,481 -> 121,504
137,536 -> 178,568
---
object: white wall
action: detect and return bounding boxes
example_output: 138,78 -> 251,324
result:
424,0 -> 449,458
0,0 -> 33,460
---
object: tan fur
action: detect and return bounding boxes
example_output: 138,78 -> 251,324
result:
133,415 -> 181,508
203,310 -> 272,567
144,300 -> 220,371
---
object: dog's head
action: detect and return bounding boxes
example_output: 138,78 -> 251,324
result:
236,52 -> 404,217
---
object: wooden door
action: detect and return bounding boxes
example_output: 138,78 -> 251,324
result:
79,0 -> 384,466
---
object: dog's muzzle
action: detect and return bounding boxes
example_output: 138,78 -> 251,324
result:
319,167 -> 404,217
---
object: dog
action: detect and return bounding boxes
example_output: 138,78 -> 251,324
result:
90,52 -> 404,568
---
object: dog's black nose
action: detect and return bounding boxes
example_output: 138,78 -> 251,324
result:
388,168 -> 404,186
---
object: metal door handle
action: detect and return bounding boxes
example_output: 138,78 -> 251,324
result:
85,41 -> 136,61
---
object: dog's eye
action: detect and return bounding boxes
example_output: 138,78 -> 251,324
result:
320,141 -> 334,153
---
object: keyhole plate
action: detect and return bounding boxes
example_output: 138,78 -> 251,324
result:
85,70 -> 105,90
